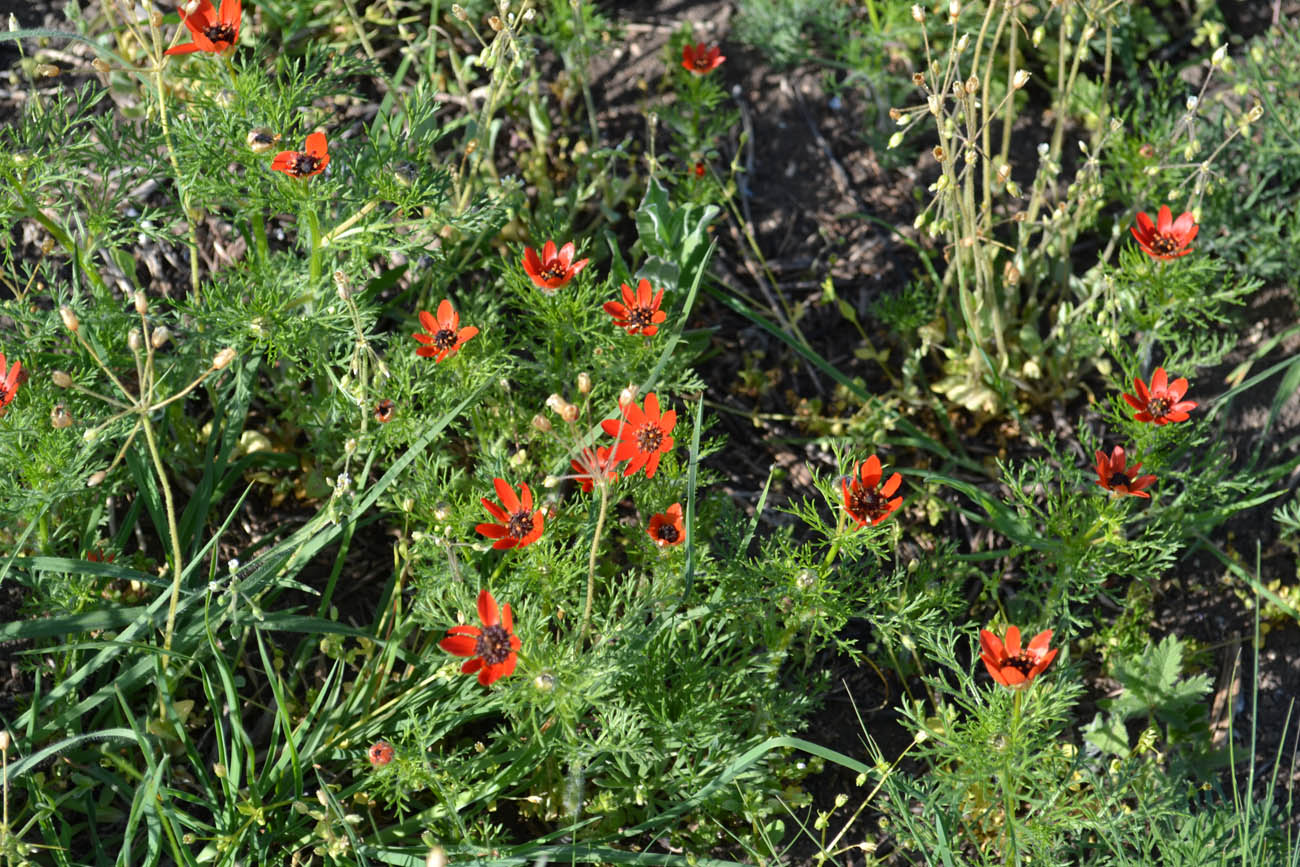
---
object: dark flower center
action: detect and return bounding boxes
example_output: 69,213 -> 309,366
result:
0,384 -> 9,402
539,262 -> 569,282
1108,472 -> 1132,489
627,305 -> 655,328
1146,396 -> 1170,418
847,483 -> 888,521
431,327 -> 457,350
204,23 -> 236,44
374,399 -> 394,422
655,523 -> 680,543
1004,651 -> 1038,677
1149,233 -> 1181,255
693,53 -> 711,69
506,509 -> 534,540
635,423 -> 664,454
287,153 -> 321,177
474,623 -> 513,665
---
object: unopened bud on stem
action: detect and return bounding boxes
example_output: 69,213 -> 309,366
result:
128,328 -> 142,353
60,306 -> 79,332
212,347 -> 237,370
52,370 -> 72,388
576,372 -> 591,394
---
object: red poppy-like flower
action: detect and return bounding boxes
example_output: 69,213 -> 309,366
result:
601,392 -> 677,479
85,549 -> 116,563
1122,367 -> 1197,425
979,625 -> 1059,689
413,299 -> 478,363
438,589 -> 521,686
571,445 -> 617,493
1130,205 -> 1198,260
1094,445 -> 1156,499
522,241 -> 589,293
647,503 -> 685,547
270,132 -> 330,179
374,399 -> 395,423
165,0 -> 241,55
0,354 -> 21,414
682,42 -> 725,75
368,741 -> 394,767
604,278 -> 667,336
841,455 -> 903,528
476,478 -> 545,549
693,161 -> 706,178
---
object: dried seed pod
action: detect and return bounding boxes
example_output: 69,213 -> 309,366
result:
50,403 -> 73,429
151,326 -> 171,348
212,347 -> 237,370
246,128 -> 280,154
60,306 -> 79,332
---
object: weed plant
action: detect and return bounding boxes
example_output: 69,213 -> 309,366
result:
0,1 -> 1297,866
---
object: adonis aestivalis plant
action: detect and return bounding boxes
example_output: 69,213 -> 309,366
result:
166,0 -> 241,55
602,392 -> 676,479
270,132 -> 330,179
439,590 -> 521,686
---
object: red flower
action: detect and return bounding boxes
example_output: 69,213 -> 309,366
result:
476,478 -> 545,549
571,446 -> 617,493
165,0 -> 241,55
1094,445 -> 1156,498
604,278 -> 667,336
601,392 -> 676,479
438,589 -> 521,686
1122,367 -> 1196,425
374,399 -> 395,423
0,354 -> 21,413
368,741 -> 394,767
522,241 -> 589,293
414,299 -> 479,362
681,42 -> 725,75
85,549 -> 116,563
647,503 -> 685,547
1130,205 -> 1198,260
979,626 -> 1059,689
841,455 -> 903,528
693,161 -> 706,178
270,132 -> 330,179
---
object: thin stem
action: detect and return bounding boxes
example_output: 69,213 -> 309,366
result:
146,414 -> 186,656
580,482 -> 610,643
306,205 -> 323,285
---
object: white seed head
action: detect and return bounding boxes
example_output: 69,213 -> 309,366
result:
1012,69 -> 1030,90
911,4 -> 925,21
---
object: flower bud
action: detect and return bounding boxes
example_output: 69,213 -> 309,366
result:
149,9 -> 164,28
576,371 -> 591,394
1032,25 -> 1044,47
889,106 -> 903,121
212,347 -> 236,370
60,306 -> 79,332
433,502 -> 452,521
488,15 -> 503,31
543,474 -> 558,488
546,393 -> 567,415
128,328 -> 142,353
52,370 -> 72,388
948,0 -> 960,20
34,63 -> 60,78
561,402 -> 579,423
1246,103 -> 1264,123
213,762 -> 227,778
618,384 -> 637,406
1186,95 -> 1199,111
246,127 -> 280,154
133,290 -> 148,315
151,326 -> 171,348
532,413 -> 552,433
1211,43 -> 1227,67
996,162 -> 1011,184
1012,69 -> 1030,90
0,730 -> 9,751
927,94 -> 941,116
87,470 -> 107,487
911,4 -> 925,21
426,847 -> 448,867
955,34 -> 969,53
451,3 -> 468,21
964,75 -> 978,94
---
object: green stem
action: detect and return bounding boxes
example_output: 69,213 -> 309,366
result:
579,482 -> 610,643
306,205 -> 323,285
252,211 -> 270,267
1000,688 -> 1023,866
145,414 -> 186,657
